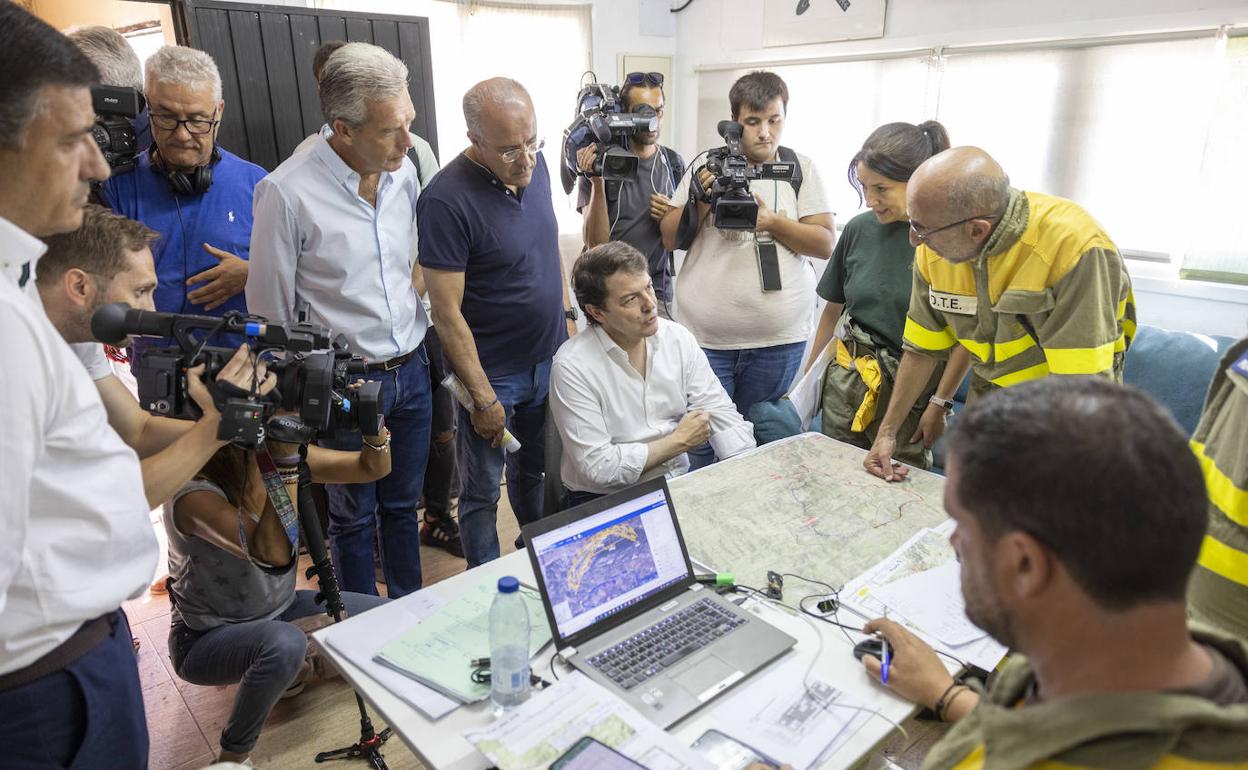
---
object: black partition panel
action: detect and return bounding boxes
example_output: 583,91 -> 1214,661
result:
185,0 -> 437,171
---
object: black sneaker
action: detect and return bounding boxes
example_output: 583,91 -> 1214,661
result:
421,515 -> 465,559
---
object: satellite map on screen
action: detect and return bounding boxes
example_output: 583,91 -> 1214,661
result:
542,518 -> 659,619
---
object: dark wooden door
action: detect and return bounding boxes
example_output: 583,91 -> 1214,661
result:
184,0 -> 437,171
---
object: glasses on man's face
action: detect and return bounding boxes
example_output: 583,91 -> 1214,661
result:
624,71 -> 664,88
150,109 -> 220,135
495,138 -> 544,165
909,214 -> 999,244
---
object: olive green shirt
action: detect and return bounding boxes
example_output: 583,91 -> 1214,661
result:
817,211 -> 915,354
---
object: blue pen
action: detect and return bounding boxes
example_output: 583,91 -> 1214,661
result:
881,638 -> 891,685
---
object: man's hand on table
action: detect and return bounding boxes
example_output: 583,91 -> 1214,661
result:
859,618 -> 954,710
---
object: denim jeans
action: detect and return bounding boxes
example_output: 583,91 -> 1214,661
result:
423,326 -> 457,521
456,360 -> 550,567
324,348 -> 432,597
168,590 -> 387,755
687,341 -> 804,469
1,611 -> 148,769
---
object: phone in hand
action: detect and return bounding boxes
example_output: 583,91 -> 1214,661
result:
549,736 -> 646,770
690,729 -> 779,770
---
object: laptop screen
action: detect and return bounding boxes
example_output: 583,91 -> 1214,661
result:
530,488 -> 690,640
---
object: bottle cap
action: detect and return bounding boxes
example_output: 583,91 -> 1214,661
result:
497,576 -> 519,593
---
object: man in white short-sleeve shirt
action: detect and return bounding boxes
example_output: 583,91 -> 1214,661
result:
661,70 -> 834,469
550,243 -> 755,507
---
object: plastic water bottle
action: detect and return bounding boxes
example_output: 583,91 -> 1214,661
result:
489,576 -> 531,711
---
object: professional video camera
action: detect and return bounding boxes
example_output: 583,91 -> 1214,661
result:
90,85 -> 145,174
559,74 -> 659,194
699,120 -> 801,230
91,303 -> 381,447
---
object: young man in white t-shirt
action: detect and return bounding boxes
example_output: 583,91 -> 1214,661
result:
661,70 -> 835,468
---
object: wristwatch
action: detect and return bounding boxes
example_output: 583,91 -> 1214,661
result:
564,307 -> 579,321
929,395 -> 955,413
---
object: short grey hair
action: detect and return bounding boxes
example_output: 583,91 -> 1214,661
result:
947,169 -> 1011,220
68,26 -> 143,92
319,42 -> 408,129
145,45 -> 222,103
463,78 -> 531,140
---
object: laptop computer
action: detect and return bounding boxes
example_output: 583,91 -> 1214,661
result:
522,477 -> 796,728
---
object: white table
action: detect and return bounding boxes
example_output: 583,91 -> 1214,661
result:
312,549 -> 923,770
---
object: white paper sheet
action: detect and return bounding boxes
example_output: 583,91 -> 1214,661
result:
786,341 -> 835,431
463,672 -> 711,770
708,656 -> 871,770
316,592 -> 460,720
871,561 -> 985,647
840,522 -> 1007,671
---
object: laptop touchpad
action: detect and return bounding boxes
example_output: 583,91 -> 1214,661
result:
673,657 -> 742,702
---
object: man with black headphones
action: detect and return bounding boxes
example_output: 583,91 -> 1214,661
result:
100,45 -> 266,333
576,72 -> 684,320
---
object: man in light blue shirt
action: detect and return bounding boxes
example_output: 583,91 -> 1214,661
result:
247,42 -> 431,598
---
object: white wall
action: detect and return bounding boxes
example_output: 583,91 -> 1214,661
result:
629,0 -> 1248,337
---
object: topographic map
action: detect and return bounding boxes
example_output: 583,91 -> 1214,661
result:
668,433 -> 949,589
544,521 -> 659,619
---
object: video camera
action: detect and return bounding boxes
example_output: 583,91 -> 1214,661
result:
559,75 -> 659,194
91,85 -> 145,174
698,120 -> 801,230
91,303 -> 382,448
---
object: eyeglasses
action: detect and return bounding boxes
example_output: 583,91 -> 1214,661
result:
150,109 -> 220,135
909,214 -> 999,244
624,71 -> 664,88
494,138 -> 544,164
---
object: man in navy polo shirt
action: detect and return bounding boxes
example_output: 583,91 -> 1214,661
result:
419,77 -> 576,567
102,45 -> 264,334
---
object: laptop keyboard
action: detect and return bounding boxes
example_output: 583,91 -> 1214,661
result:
586,598 -> 746,690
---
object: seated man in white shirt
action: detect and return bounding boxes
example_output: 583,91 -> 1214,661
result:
550,242 -> 756,508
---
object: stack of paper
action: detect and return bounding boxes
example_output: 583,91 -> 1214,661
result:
374,581 -> 551,703
840,522 -> 1007,671
707,656 -> 871,770
463,672 -> 712,770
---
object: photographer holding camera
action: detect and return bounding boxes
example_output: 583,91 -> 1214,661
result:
163,424 -> 391,764
36,204 -> 277,508
660,70 -> 834,468
68,25 -> 151,161
576,72 -> 684,319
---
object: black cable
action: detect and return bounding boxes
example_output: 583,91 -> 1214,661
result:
671,0 -> 695,11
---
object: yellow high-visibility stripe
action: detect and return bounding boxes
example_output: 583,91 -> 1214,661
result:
903,317 -> 957,351
1044,341 -> 1116,375
1029,755 -> 1248,770
1123,317 -> 1137,339
990,362 -> 1049,388
1197,535 -> 1248,587
959,338 -> 991,361
1191,440 -> 1248,526
1117,298 -> 1128,316
994,334 -> 1036,361
949,744 -> 985,770
1114,332 -> 1127,353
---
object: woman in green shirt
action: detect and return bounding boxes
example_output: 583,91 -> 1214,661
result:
807,121 -> 970,468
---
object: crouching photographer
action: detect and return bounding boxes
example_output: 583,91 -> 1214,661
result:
163,417 -> 391,764
660,70 -> 834,469
37,204 -> 274,508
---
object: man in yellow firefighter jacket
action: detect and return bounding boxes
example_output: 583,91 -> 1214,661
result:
863,147 -> 1135,482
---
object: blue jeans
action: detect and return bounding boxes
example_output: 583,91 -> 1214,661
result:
169,590 -> 387,755
688,342 -> 804,469
324,348 -> 432,597
457,360 -> 550,567
0,611 -> 148,769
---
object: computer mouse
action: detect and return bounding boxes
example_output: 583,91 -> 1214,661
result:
853,636 -> 887,662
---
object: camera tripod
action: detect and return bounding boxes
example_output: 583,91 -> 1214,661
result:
291,451 -> 393,769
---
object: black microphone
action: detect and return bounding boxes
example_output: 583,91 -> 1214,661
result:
91,302 -> 214,345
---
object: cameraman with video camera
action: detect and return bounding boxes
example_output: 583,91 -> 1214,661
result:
576,72 -> 684,319
163,419 -> 391,764
69,25 -> 151,162
37,204 -> 277,508
660,71 -> 834,468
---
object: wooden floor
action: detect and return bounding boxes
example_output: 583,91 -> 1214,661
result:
128,498 -> 522,770
130,493 -> 942,770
